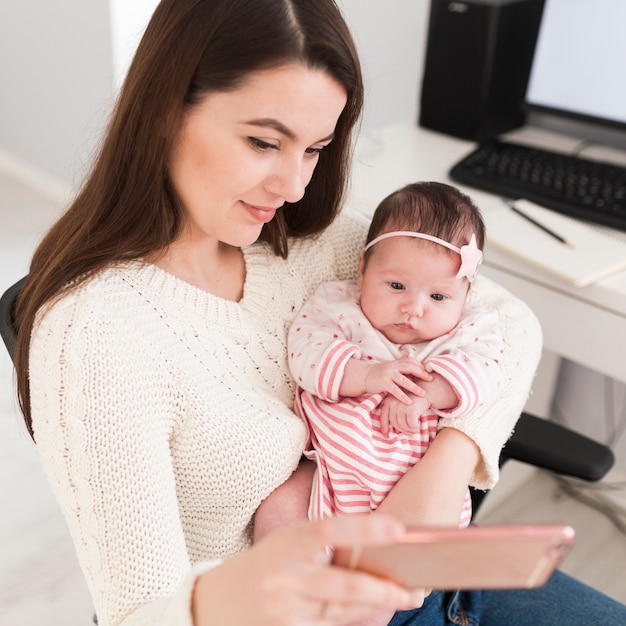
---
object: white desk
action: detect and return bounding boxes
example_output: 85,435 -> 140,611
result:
348,121 -> 626,388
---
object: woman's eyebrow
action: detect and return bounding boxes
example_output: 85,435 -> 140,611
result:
244,118 -> 335,143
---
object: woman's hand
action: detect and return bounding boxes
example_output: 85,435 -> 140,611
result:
192,515 -> 417,625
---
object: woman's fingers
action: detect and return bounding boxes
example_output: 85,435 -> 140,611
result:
278,562 -> 413,624
257,516 -> 415,623
195,515 -> 416,625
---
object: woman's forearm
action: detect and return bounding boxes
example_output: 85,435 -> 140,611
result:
375,427 -> 480,527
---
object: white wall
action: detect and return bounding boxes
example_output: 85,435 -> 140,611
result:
338,0 -> 429,132
0,1 -> 430,187
0,0 -> 114,185
109,0 -> 159,90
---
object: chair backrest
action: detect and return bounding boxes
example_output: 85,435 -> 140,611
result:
0,276 -> 28,363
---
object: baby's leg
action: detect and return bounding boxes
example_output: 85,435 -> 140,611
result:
253,457 -> 316,543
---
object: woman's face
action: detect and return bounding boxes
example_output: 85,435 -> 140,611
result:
168,63 -> 348,250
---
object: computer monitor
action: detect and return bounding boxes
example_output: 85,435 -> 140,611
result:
525,0 -> 626,149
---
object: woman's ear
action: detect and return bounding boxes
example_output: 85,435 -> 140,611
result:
356,249 -> 366,289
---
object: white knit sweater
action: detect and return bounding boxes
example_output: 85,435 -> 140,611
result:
29,209 -> 541,626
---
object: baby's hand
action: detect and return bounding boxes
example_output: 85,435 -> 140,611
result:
379,393 -> 431,437
364,357 -> 432,404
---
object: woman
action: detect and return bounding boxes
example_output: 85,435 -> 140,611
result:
12,1 -> 626,625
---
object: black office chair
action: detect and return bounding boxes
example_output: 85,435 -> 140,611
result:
0,275 -> 26,360
0,274 -> 616,512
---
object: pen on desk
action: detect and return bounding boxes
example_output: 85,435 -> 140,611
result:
507,202 -> 573,248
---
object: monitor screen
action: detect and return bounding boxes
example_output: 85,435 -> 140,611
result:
525,0 -> 626,131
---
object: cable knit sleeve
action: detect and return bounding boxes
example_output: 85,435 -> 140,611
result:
30,292 -> 213,626
437,274 -> 542,490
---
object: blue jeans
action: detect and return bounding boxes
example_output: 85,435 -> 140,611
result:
388,571 -> 626,626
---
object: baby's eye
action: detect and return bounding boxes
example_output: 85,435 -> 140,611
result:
248,137 -> 278,152
431,293 -> 446,302
389,282 -> 405,291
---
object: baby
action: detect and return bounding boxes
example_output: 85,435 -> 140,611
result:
288,181 -> 504,525
253,181 -> 505,626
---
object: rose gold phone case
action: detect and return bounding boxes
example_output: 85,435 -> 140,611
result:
337,524 -> 575,590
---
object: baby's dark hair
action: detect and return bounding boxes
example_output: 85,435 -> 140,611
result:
365,182 -> 485,257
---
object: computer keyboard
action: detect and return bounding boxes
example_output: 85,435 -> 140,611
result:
449,140 -> 626,232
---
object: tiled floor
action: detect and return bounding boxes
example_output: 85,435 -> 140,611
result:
1,171 -> 625,625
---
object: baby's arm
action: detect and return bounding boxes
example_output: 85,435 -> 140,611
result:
425,308 -> 506,419
379,371 -> 457,436
418,371 -> 459,411
339,355 -> 432,402
381,306 -> 507,436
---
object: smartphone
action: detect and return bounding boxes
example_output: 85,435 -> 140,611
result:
333,524 -> 575,590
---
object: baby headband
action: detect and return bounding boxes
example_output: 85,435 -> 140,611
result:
364,230 -> 483,282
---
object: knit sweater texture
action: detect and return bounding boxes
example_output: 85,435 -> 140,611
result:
29,209 -> 542,625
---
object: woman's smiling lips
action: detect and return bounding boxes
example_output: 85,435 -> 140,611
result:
242,201 -> 279,223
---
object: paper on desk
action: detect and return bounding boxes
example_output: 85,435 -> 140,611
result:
485,199 -> 626,287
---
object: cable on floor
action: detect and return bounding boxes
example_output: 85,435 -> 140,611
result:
550,473 -> 626,537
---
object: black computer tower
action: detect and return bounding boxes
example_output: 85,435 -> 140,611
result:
419,0 -> 544,141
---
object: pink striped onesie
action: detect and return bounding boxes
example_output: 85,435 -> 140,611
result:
288,280 -> 505,527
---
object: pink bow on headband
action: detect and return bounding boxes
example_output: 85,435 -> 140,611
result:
364,231 -> 483,282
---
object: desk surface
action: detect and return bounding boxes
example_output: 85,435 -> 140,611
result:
348,122 -> 626,384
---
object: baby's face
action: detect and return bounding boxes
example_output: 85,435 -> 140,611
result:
357,237 -> 469,344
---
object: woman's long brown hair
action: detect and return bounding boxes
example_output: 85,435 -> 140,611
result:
14,0 -> 363,438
